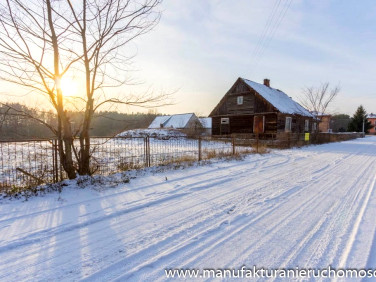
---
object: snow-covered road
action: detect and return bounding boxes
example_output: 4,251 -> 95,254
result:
1,137 -> 376,281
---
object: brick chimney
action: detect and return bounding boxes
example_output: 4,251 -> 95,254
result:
263,78 -> 270,87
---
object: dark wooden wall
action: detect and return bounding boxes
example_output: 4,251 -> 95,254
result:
277,113 -> 314,133
212,113 -> 278,135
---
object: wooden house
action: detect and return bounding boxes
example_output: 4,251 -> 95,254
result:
209,78 -> 315,136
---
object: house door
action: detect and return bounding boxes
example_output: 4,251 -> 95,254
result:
253,116 -> 265,134
220,117 -> 230,135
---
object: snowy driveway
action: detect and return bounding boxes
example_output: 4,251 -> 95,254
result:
1,137 -> 376,281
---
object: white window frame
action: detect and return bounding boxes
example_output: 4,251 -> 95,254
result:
285,117 -> 292,132
221,117 -> 230,124
237,96 -> 243,105
312,122 -> 317,132
304,120 -> 309,131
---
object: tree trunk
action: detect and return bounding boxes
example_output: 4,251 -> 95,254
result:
78,97 -> 93,175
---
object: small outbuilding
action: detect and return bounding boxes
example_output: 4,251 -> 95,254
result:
148,113 -> 202,136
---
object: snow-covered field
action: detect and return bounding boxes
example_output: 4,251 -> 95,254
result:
1,137 -> 376,281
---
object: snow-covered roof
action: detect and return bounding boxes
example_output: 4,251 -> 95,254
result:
199,117 -> 212,129
368,113 -> 376,118
148,116 -> 171,129
148,113 -> 196,129
164,113 -> 194,128
242,78 -> 314,117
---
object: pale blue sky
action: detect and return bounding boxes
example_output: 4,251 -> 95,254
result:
1,0 -> 375,116
131,0 -> 376,116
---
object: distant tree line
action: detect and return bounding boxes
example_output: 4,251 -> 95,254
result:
331,114 -> 351,132
331,106 -> 374,134
0,103 -> 158,140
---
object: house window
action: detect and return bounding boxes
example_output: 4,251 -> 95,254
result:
237,96 -> 243,105
285,117 -> 292,132
304,120 -> 309,131
312,122 -> 317,131
221,118 -> 229,124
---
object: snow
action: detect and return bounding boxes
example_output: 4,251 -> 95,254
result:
148,116 -> 171,129
199,117 -> 212,129
243,78 -> 314,117
163,113 -> 195,128
117,128 -> 186,138
149,113 -> 196,129
1,136 -> 376,281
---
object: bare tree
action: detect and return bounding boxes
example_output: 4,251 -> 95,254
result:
300,82 -> 340,116
0,0 -> 165,178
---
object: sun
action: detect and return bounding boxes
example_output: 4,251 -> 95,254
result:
60,77 -> 79,97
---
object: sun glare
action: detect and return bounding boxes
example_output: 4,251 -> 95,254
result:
60,77 -> 79,97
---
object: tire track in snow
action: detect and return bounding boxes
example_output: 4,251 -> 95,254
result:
180,155 -> 363,271
0,143 -> 370,282
84,153 -> 360,280
275,156 -> 376,270
30,152 -> 356,280
337,170 -> 376,269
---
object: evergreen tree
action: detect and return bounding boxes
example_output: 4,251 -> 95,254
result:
348,105 -> 373,133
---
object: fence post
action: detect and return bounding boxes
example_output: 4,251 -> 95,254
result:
53,139 -> 58,183
52,139 -> 55,183
147,136 -> 151,167
198,137 -> 202,161
144,137 -> 148,167
232,136 -> 235,155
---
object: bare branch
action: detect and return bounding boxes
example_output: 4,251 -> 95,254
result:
300,82 -> 341,116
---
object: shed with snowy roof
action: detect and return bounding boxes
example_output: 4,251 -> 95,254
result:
209,78 -> 315,136
148,113 -> 202,132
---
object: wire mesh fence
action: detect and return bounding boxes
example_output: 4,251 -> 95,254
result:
0,132 -> 364,191
0,139 -> 55,190
0,136 -> 240,191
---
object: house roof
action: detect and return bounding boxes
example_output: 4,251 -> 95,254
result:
199,117 -> 212,129
148,116 -> 171,128
148,113 -> 196,129
242,78 -> 314,117
164,113 -> 195,128
368,113 -> 376,118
